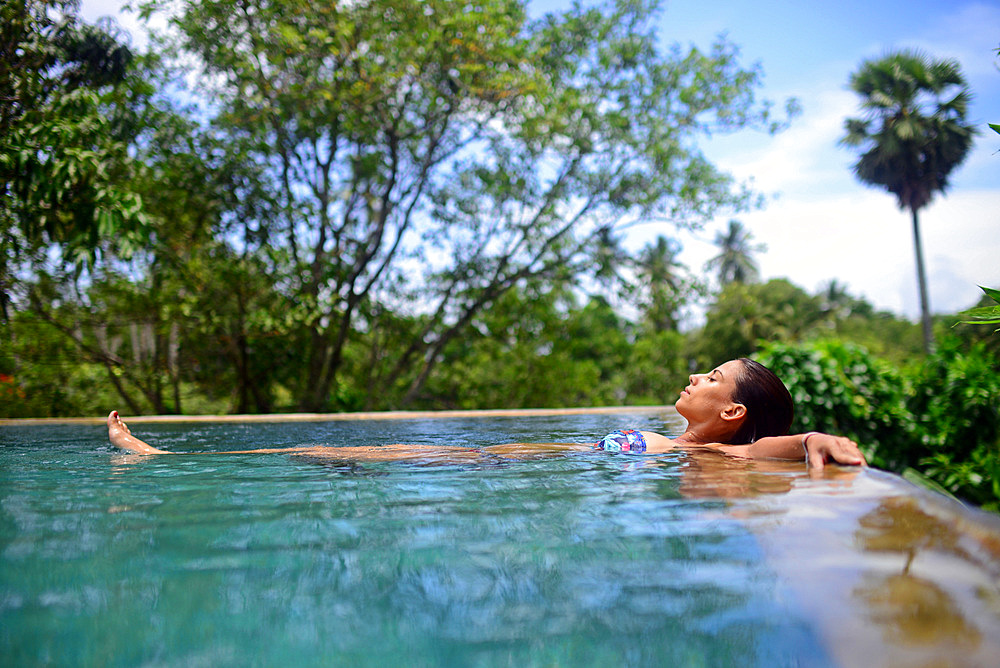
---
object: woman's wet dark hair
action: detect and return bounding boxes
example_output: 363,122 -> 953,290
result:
728,358 -> 794,444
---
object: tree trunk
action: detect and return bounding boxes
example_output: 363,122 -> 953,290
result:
911,207 -> 934,353
168,322 -> 182,414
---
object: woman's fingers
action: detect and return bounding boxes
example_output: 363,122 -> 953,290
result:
806,434 -> 867,469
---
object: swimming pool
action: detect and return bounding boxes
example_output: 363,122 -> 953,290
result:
3,411 -> 1000,666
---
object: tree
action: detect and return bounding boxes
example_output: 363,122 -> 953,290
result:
695,278 -> 822,366
0,1 -> 159,414
418,285 -> 621,409
137,0 -> 550,411
818,279 -> 871,320
141,0 -> 792,411
635,235 -> 687,331
842,50 -> 976,353
705,219 -> 764,286
107,62 -> 297,414
0,0 -> 146,276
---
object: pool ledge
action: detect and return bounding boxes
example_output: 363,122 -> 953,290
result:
0,405 -> 676,426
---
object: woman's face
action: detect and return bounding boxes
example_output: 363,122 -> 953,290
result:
675,359 -> 745,424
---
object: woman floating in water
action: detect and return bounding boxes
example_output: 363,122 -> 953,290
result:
107,358 -> 866,469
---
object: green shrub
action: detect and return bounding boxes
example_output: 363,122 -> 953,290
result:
757,340 -> 915,469
908,339 -> 1000,509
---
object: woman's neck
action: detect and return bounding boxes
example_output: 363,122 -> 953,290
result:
674,430 -> 708,445
675,421 -> 734,446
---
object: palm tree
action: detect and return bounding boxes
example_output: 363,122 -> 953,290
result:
706,219 -> 764,287
636,235 -> 685,330
842,50 -> 975,352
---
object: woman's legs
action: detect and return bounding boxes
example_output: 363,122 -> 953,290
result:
107,411 -> 172,455
107,411 -> 315,456
106,411 -> 492,461
106,411 -> 585,462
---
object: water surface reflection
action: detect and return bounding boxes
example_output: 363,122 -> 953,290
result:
716,464 -> 1000,668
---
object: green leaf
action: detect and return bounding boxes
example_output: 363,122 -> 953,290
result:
979,285 -> 1000,304
959,306 -> 1000,325
990,123 -> 1000,135
954,287 -> 1000,328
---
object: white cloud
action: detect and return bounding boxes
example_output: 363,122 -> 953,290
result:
79,0 -> 155,48
78,0 -> 125,19
922,189 -> 1000,310
717,87 -> 859,194
681,186 -> 1000,319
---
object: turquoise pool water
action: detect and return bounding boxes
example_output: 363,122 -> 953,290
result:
3,412 -> 1000,666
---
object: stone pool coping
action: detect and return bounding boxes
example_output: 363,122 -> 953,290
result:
0,405 -> 676,426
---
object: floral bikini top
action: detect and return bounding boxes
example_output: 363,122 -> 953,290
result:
593,429 -> 647,454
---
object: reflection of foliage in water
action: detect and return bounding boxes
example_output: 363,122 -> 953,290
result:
855,497 -> 966,569
856,574 -> 982,649
851,497 -> 994,654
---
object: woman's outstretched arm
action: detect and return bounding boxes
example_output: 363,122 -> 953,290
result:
720,432 -> 867,468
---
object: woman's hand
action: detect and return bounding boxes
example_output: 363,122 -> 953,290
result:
803,432 -> 867,469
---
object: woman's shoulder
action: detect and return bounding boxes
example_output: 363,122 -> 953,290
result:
639,431 -> 678,454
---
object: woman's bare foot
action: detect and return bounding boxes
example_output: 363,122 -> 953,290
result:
107,411 -> 171,455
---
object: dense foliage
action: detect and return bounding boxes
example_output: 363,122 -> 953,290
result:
1,0 -> 147,269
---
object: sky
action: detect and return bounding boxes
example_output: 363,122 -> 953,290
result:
80,0 -> 1000,320
635,0 -> 1000,321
